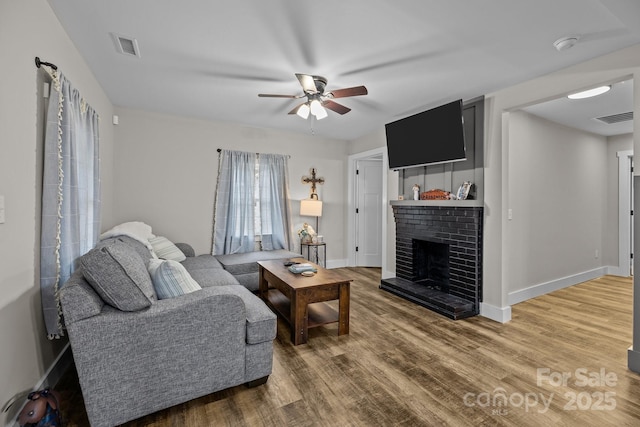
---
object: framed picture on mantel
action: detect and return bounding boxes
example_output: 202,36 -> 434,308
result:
456,181 -> 472,200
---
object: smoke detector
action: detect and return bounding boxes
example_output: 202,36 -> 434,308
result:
553,36 -> 580,52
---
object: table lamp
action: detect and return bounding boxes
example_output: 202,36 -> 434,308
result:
300,197 -> 323,236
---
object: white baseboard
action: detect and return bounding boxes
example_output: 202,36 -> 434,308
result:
507,267 -> 608,306
606,264 -> 631,277
381,269 -> 395,280
326,259 -> 347,269
480,302 -> 512,323
37,342 -> 72,391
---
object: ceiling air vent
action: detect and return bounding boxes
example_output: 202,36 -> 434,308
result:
110,33 -> 141,58
595,111 -> 633,124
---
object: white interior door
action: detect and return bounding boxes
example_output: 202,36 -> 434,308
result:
356,159 -> 383,266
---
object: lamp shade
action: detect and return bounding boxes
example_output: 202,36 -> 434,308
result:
300,199 -> 323,217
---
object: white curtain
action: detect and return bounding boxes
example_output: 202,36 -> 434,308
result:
40,70 -> 101,338
259,153 -> 293,250
212,150 -> 256,254
212,150 -> 292,255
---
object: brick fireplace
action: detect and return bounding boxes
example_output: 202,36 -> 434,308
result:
381,203 -> 483,319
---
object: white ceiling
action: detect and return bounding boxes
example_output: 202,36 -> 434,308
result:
46,0 -> 640,141
522,78 -> 634,136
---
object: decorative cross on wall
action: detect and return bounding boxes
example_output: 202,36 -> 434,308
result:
301,168 -> 325,199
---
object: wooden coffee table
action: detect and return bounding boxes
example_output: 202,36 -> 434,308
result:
258,258 -> 351,345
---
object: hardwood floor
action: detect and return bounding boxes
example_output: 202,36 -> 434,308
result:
56,269 -> 640,426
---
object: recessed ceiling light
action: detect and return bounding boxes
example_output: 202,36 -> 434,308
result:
567,86 -> 611,99
553,36 -> 579,51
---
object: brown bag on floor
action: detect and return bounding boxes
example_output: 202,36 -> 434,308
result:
17,388 -> 62,427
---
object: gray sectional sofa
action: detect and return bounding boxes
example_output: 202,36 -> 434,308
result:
59,235 -> 298,427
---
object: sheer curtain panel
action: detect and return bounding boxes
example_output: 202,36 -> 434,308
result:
259,153 -> 293,251
212,150 -> 292,255
40,70 -> 101,338
212,150 -> 256,254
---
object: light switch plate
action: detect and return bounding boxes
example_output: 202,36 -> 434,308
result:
0,195 -> 5,224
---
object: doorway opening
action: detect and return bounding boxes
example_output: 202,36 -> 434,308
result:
347,147 -> 388,273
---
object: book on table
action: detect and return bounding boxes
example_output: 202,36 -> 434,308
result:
288,263 -> 317,274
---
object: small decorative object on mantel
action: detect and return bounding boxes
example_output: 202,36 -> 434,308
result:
420,189 -> 451,200
456,181 -> 473,200
412,184 -> 420,201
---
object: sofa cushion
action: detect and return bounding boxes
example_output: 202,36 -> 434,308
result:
149,236 -> 186,262
102,236 -> 155,263
80,239 -> 156,311
59,270 -> 105,324
232,272 -> 261,292
215,249 -> 299,275
174,242 -> 195,258
180,254 -> 224,271
189,268 -> 240,288
148,259 -> 201,299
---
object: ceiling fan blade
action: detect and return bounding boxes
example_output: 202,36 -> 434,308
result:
296,73 -> 318,94
329,85 -> 368,99
323,100 -> 351,115
258,93 -> 300,98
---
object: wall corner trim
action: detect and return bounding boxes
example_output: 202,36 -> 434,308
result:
628,347 -> 640,373
480,302 -> 512,323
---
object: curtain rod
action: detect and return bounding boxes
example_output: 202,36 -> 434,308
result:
217,149 -> 290,158
35,57 -> 58,70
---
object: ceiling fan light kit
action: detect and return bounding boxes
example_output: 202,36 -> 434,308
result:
310,100 -> 327,119
296,103 -> 310,119
259,73 -> 368,120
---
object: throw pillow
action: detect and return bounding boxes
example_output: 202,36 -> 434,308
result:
148,236 -> 186,262
80,240 -> 156,311
148,259 -> 202,300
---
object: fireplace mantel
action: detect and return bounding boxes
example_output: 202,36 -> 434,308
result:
390,199 -> 483,208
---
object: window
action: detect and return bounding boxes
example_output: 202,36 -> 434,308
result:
212,150 -> 292,254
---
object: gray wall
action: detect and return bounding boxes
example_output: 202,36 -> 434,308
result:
398,98 -> 484,201
483,44 -> 639,319
0,1 -> 115,423
506,111 -> 608,292
112,108 -> 350,262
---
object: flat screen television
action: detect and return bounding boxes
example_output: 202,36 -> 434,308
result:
385,99 -> 466,170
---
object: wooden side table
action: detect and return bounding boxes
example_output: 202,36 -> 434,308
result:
301,242 -> 326,267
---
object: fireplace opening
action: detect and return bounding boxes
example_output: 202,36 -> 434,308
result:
414,240 -> 450,292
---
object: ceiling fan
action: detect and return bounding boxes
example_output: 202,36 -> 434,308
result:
258,73 -> 368,120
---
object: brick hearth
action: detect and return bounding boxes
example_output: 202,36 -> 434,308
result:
381,204 -> 483,319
